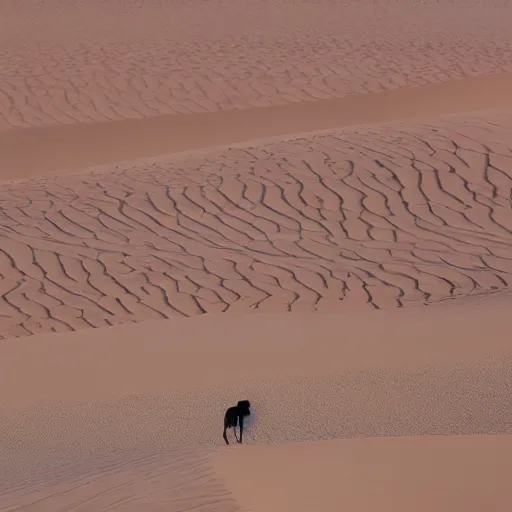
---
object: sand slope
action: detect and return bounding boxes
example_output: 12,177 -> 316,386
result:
1,0 -> 512,510
5,436 -> 512,511
0,446 -> 240,512
1,300 -> 511,509
1,300 -> 511,476
215,435 -> 512,512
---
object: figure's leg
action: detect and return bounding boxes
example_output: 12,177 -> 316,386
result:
238,417 -> 244,444
223,426 -> 229,445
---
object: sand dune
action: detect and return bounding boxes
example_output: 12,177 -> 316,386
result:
1,0 -> 512,130
1,110 -> 512,339
1,302 -> 511,508
5,436 -> 512,511
1,0 -> 512,510
3,73 -> 512,181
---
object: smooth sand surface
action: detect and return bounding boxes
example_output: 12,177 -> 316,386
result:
214,435 -> 512,512
1,0 -> 512,510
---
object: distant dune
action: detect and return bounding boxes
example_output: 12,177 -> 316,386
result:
1,0 -> 512,131
0,0 -> 511,510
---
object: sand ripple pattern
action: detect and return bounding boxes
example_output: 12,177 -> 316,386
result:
1,112 -> 512,338
1,0 -> 512,128
0,447 -> 241,512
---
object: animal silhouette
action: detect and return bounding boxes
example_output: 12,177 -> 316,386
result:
223,400 -> 251,445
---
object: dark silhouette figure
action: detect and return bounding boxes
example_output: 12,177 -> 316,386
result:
223,400 -> 251,445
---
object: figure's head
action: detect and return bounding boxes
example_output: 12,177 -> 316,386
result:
237,400 -> 251,416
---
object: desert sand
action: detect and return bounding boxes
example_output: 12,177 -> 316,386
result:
1,0 -> 512,511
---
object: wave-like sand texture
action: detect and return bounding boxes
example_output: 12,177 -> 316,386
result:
1,446 -> 242,512
1,0 -> 512,129
4,72 -> 512,182
1,1 -> 512,510
1,111 -> 511,338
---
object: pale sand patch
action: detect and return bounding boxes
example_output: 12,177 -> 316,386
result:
2,72 -> 512,181
214,435 -> 512,512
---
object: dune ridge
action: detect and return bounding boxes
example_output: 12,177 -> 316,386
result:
5,435 -> 512,511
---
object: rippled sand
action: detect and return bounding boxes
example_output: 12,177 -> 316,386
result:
0,1 -> 511,511
1,110 -> 512,338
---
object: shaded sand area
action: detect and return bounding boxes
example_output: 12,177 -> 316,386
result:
1,0 -> 512,511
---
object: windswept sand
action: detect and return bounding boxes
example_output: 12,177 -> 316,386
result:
2,0 -> 512,131
1,0 -> 512,511
1,109 -> 512,339
3,73 -> 512,181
